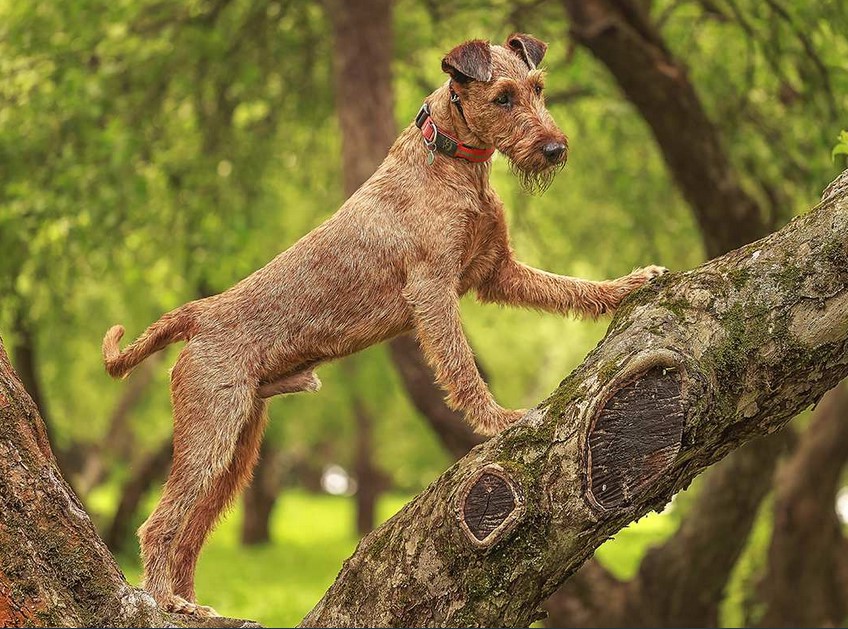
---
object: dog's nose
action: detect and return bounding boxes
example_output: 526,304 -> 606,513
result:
542,142 -> 566,163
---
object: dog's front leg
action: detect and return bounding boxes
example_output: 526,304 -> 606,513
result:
477,255 -> 666,318
403,275 -> 525,436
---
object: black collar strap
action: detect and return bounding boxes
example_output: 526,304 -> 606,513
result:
449,84 -> 466,121
414,102 -> 494,164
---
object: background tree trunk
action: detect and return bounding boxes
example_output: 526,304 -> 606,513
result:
352,397 -> 386,536
104,439 -> 173,554
300,172 -> 848,628
560,0 -> 768,259
241,443 -> 285,546
9,305 -> 85,485
328,0 -> 484,466
753,384 -> 848,627
77,355 -> 164,496
328,0 -> 485,533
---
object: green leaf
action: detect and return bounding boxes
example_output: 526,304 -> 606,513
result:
833,131 -> 848,162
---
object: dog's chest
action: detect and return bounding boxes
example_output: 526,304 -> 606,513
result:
458,213 -> 500,288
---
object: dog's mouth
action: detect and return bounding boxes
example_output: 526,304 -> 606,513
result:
507,156 -> 566,195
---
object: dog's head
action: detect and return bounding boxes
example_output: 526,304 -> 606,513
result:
442,35 -> 568,194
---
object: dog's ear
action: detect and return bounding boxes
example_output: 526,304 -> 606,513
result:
506,33 -> 547,69
442,39 -> 492,83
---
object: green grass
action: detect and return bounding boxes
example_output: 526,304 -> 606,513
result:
113,490 -> 676,627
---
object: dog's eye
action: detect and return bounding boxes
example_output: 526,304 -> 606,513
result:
534,84 -> 543,96
493,93 -> 511,107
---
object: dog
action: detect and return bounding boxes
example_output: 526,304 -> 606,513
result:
102,33 -> 665,616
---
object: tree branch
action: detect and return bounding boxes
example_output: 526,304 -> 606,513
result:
300,171 -> 848,628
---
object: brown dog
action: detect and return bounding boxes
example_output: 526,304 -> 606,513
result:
102,34 -> 664,616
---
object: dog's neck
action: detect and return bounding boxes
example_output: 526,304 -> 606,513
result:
425,83 -> 489,150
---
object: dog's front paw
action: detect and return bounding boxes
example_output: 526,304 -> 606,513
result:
476,408 -> 527,437
632,265 -> 668,283
619,265 -> 668,293
601,265 -> 668,315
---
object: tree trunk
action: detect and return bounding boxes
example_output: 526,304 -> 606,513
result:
561,0 -> 767,259
327,0 -> 396,536
0,336 -> 259,627
241,443 -> 284,546
104,439 -> 173,554
546,432 -> 789,627
327,0 -> 484,463
353,397 -> 384,536
753,384 -> 848,627
388,335 -> 485,459
9,306 -> 85,484
77,355 -> 164,496
329,0 -> 395,196
300,171 -> 848,628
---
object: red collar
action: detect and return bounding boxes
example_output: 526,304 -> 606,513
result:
414,103 -> 495,164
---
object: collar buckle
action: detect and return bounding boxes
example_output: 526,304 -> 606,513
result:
414,103 -> 431,130
413,100 -> 494,164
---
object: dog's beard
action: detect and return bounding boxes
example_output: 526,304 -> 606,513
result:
509,159 -> 564,195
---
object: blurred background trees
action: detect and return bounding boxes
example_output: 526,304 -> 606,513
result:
1,0 -> 846,626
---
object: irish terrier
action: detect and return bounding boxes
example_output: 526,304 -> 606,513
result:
102,34 -> 665,616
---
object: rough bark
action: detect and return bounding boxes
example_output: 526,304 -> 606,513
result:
546,432 -> 789,627
0,338 -> 257,628
753,383 -> 848,627
300,172 -> 848,628
9,307 -> 84,484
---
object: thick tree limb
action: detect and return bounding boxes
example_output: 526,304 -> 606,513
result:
301,172 -> 848,628
546,431 -> 789,627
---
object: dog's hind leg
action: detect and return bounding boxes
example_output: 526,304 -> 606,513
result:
168,396 -> 269,608
166,370 -> 321,608
137,350 -> 255,617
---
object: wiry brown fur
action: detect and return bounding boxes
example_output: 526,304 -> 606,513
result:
101,35 -> 664,617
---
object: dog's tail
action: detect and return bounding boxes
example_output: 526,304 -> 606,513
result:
103,304 -> 196,379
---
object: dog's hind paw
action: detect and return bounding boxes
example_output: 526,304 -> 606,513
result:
164,594 -> 219,618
